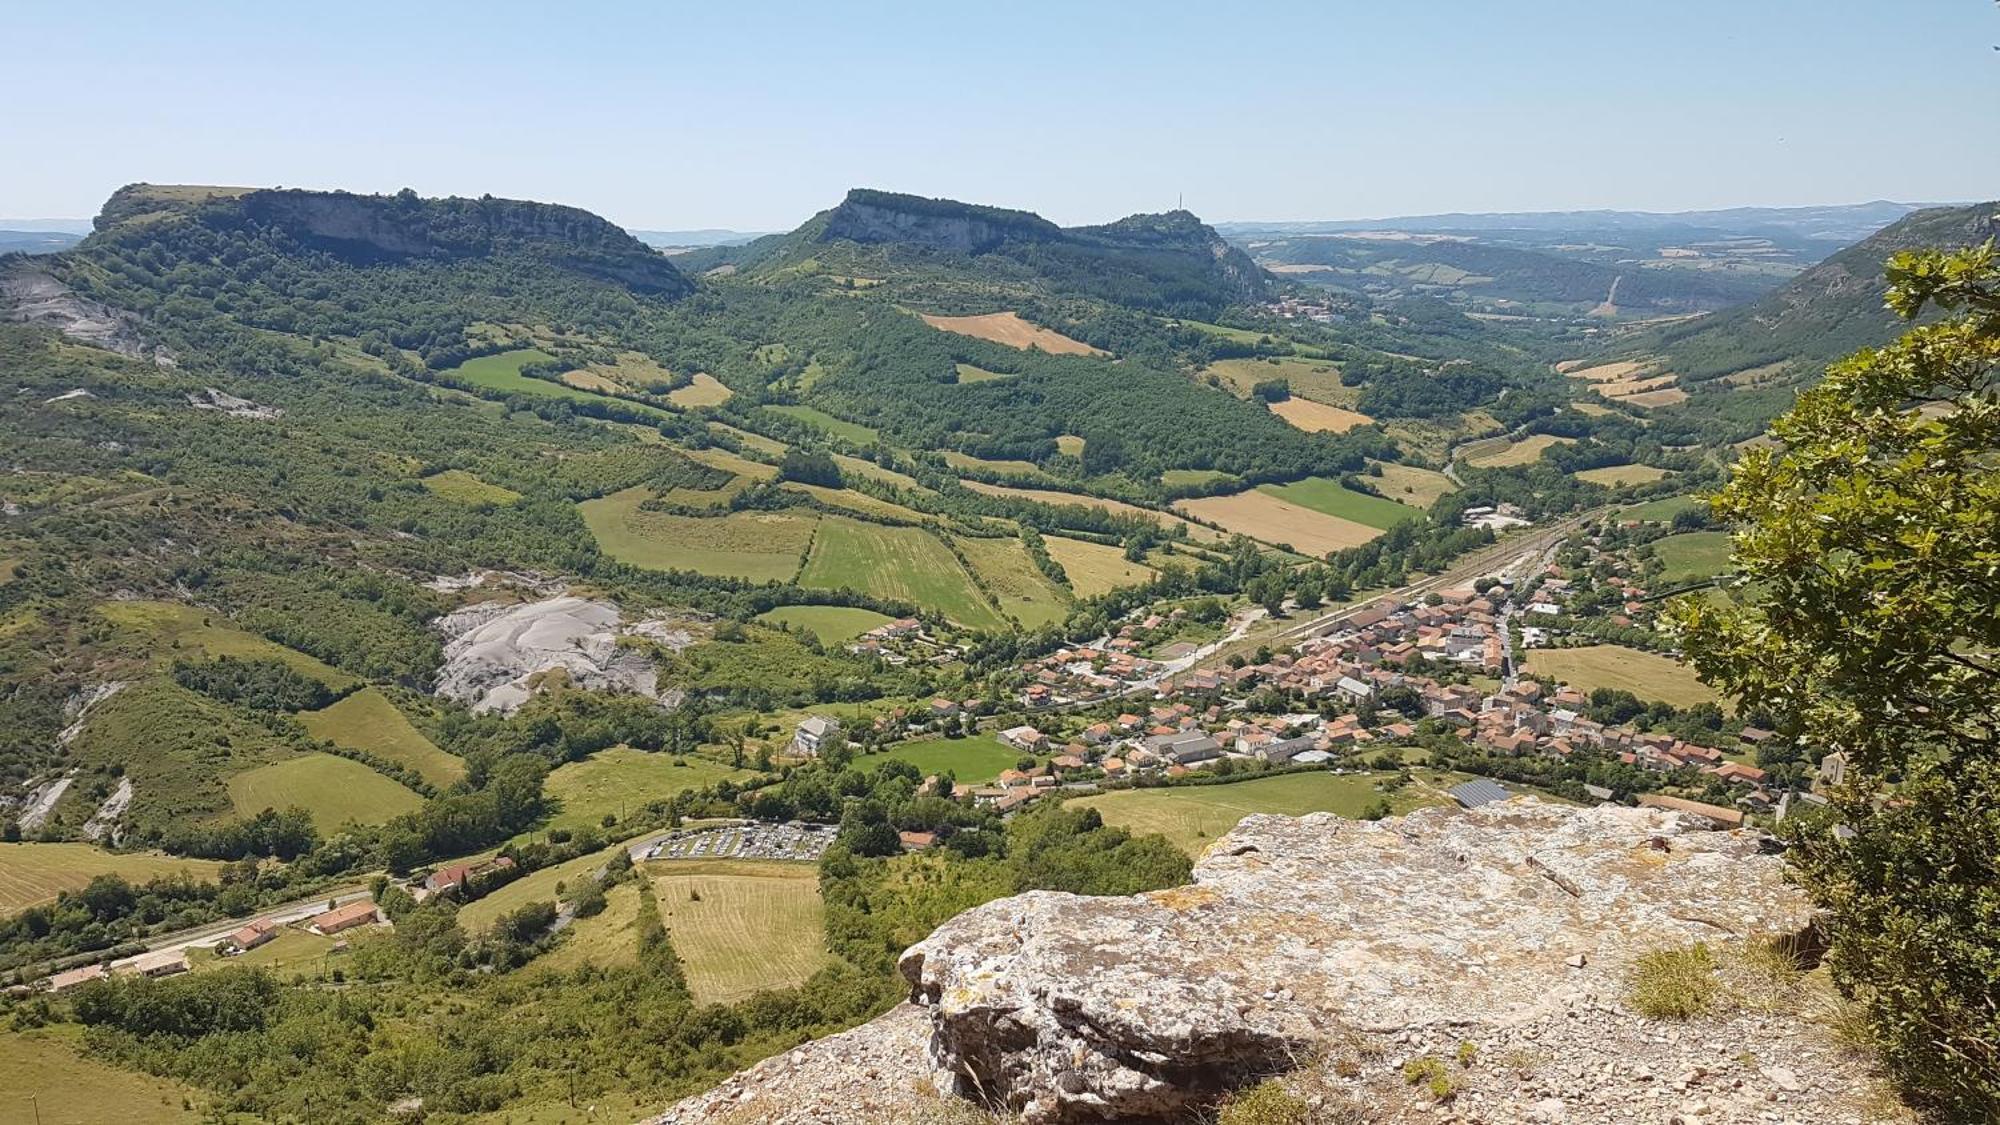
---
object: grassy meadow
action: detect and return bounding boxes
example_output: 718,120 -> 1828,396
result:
98,601 -> 358,690
1524,645 -> 1718,708
1257,476 -> 1422,530
853,733 -> 1019,784
579,488 -> 815,582
1367,461 -> 1457,508
224,753 -> 426,830
419,468 -> 522,506
765,404 -> 877,444
0,1026 -> 203,1124
754,605 -> 895,643
1653,531 -> 1734,584
798,517 -> 1004,629
300,688 -> 465,787
541,749 -> 752,836
449,349 -> 672,419
953,536 -> 1070,627
1067,771 -> 1451,855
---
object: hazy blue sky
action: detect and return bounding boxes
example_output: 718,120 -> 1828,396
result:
5,1 -> 1996,229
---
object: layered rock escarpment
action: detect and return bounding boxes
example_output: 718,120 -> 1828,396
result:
651,801 -> 1887,1125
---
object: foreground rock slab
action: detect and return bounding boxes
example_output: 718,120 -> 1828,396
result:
650,801 -> 1894,1125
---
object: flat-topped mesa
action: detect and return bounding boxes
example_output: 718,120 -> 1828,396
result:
88,183 -> 693,296
821,188 -> 1064,253
651,799 -> 1850,1125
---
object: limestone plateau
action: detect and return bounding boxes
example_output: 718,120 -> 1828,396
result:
650,800 -> 1883,1125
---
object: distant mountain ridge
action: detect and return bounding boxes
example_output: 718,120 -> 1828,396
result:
696,188 -> 1267,313
1623,200 -> 2000,388
1218,201 -> 1941,243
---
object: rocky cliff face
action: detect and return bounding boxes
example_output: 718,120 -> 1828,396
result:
821,189 -> 1063,254
649,800 -> 1892,1125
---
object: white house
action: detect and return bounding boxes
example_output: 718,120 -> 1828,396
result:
793,715 -> 843,757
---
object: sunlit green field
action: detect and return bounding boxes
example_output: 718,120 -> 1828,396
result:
1068,771 -> 1451,855
225,753 -> 425,829
799,517 -> 1004,629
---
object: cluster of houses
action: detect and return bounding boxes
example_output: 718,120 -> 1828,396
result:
1015,637 -> 1167,710
1259,295 -> 1341,324
845,616 -> 961,667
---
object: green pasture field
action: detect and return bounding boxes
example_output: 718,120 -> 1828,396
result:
579,487 -> 816,582
540,748 -> 752,836
853,733 -> 1019,784
1067,771 -> 1451,855
953,535 -> 1070,627
753,605 -> 895,643
1524,645 -> 1719,708
299,688 -> 466,787
419,468 -> 522,506
798,517 -> 1004,629
1257,476 -> 1422,530
224,753 -> 425,830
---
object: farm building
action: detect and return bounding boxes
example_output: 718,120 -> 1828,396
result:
113,949 -> 190,978
308,900 -> 383,936
421,855 -> 517,900
1637,793 -> 1746,828
220,919 -> 280,953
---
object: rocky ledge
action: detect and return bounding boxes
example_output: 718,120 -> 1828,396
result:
649,800 -> 1892,1125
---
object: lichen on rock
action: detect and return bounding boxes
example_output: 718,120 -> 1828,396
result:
649,800 -> 1888,1125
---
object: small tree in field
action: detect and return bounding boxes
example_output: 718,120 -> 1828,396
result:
1668,239 -> 2000,1121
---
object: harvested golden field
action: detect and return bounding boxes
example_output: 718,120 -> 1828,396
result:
832,453 -> 926,490
575,350 -> 680,389
667,372 -> 733,407
961,480 -> 1155,520
0,844 -> 223,917
1574,464 -> 1672,487
1599,374 -> 1680,398
1561,359 -> 1653,382
953,535 -> 1070,627
919,311 -> 1104,356
560,369 -> 627,393
1268,397 -> 1374,434
1044,536 -> 1157,597
652,859 -> 830,1004
1623,388 -> 1690,408
1175,490 -> 1382,555
682,446 -> 778,481
1367,460 -> 1457,508
1461,433 -> 1575,468
707,422 -> 788,456
1572,402 -> 1615,416
1203,356 -> 1345,398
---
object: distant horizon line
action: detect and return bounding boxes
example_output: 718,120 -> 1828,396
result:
0,193 -> 1975,238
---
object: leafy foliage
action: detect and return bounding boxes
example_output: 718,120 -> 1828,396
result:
1670,241 -> 2000,1120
